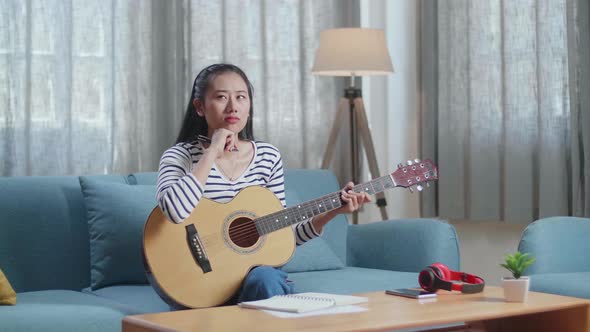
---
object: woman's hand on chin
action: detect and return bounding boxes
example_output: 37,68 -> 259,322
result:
209,129 -> 238,158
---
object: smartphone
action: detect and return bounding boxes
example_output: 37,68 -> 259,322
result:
385,288 -> 437,299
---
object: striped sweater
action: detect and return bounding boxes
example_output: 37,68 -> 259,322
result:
156,140 -> 321,245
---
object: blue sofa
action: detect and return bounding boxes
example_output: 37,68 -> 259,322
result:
518,216 -> 590,299
0,169 -> 460,332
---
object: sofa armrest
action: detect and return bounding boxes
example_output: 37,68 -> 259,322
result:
346,218 -> 460,272
518,217 -> 590,275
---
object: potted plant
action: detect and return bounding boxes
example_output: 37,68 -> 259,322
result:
500,251 -> 535,302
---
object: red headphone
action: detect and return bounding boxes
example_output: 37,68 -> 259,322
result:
419,263 -> 485,294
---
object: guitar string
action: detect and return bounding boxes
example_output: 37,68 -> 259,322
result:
230,191 -> 341,235
191,169 -> 435,255
227,187 -> 349,238
195,190 -> 345,248
196,190 -> 373,251
156,164 -> 433,258
209,175 -> 396,241
203,169 -> 430,243
191,171 -> 430,252
252,174 -> 398,236
205,176 -> 394,243
199,185 -> 369,249
224,203 -> 334,243
198,166 -> 427,243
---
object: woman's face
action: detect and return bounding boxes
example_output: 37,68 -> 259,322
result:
195,71 -> 251,136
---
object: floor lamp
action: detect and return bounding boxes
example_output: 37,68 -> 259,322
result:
312,28 -> 394,224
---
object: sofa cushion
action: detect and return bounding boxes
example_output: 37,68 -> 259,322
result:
288,267 -> 420,294
529,272 -> 590,299
83,285 -> 170,314
0,176 -> 95,292
283,169 -> 349,264
79,177 -> 157,289
281,238 -> 345,273
0,268 -> 16,305
128,172 -> 158,186
0,290 -> 137,332
280,188 -> 345,273
347,219 -> 461,271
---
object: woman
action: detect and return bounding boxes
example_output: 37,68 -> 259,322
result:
156,63 -> 370,307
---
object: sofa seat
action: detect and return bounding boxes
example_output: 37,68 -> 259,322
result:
289,267 -> 419,294
0,290 -> 136,332
529,272 -> 590,299
84,285 -> 169,314
82,268 -> 419,313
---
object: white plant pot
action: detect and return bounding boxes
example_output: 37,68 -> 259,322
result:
502,276 -> 530,302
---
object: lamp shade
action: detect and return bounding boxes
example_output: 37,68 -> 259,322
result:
311,28 -> 394,76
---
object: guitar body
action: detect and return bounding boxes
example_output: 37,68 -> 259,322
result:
143,186 -> 295,308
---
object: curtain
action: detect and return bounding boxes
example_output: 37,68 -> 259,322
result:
1,0 -> 357,177
420,0 -> 590,222
568,0 -> 590,216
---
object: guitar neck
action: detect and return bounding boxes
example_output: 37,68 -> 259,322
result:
254,174 -> 397,236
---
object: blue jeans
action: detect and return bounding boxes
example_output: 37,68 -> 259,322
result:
236,266 -> 294,303
168,266 -> 294,310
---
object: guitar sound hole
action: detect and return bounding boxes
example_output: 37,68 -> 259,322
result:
228,217 -> 259,248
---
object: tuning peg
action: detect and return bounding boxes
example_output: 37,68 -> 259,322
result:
398,163 -> 403,169
407,160 -> 413,166
416,184 -> 423,192
408,187 -> 414,193
414,158 -> 421,163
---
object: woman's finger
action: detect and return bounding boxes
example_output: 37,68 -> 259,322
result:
225,132 -> 237,152
348,191 -> 358,210
341,187 -> 348,197
340,192 -> 348,203
357,192 -> 368,205
225,137 -> 233,151
342,191 -> 355,211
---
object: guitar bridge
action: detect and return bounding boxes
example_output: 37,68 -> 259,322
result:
185,224 -> 212,273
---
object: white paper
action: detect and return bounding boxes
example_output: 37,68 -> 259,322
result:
294,292 -> 368,306
262,305 -> 368,318
238,293 -> 369,313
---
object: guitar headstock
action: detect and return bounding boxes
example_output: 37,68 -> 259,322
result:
390,159 -> 438,192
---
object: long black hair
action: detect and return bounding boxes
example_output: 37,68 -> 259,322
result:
176,63 -> 255,143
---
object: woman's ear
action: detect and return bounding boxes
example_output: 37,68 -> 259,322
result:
193,99 -> 204,117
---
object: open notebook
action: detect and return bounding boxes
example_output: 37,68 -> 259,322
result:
238,292 -> 368,313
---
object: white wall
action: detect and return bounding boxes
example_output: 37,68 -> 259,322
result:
359,0 -> 420,223
451,221 -> 527,286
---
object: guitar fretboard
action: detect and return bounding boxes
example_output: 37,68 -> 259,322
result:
254,174 -> 397,236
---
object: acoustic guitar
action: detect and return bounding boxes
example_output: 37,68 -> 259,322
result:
143,159 -> 438,308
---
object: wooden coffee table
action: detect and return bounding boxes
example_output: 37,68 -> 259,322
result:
122,286 -> 590,331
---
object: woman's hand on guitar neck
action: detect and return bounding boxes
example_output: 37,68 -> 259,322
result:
311,182 -> 371,233
337,182 -> 372,213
